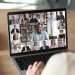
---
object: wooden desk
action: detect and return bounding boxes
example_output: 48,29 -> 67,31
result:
67,10 -> 75,51
0,50 -> 18,75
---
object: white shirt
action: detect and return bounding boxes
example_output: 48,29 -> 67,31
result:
11,40 -> 21,53
14,29 -> 16,34
33,45 -> 39,51
41,52 -> 68,75
41,52 -> 75,75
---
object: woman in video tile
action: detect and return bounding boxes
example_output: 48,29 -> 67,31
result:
11,34 -> 21,53
50,39 -> 57,48
59,30 -> 65,39
32,41 -> 40,51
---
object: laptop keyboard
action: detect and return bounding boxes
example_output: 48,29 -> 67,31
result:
15,50 -> 66,70
15,53 -> 53,70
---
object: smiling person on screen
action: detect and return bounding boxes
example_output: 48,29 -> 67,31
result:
29,23 -> 49,41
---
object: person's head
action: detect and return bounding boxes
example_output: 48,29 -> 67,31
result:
12,15 -> 16,20
24,14 -> 27,21
40,15 -> 45,19
51,39 -> 56,45
14,25 -> 17,29
42,41 -> 46,46
34,23 -> 43,34
13,34 -> 18,40
50,12 -> 53,17
34,42 -> 37,46
60,11 -> 63,16
32,14 -> 36,19
60,30 -> 63,34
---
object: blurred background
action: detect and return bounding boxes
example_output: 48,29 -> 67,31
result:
0,0 -> 75,9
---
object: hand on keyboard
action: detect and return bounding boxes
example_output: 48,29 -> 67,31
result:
26,61 -> 44,75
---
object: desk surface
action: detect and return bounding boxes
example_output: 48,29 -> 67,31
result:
0,50 -> 18,75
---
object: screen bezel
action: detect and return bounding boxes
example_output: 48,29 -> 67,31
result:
7,8 -> 68,56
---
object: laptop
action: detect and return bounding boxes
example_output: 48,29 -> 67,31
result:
7,8 -> 68,75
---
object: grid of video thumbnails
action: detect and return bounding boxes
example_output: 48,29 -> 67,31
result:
8,10 -> 67,53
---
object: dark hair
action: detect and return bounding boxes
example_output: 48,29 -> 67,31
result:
34,42 -> 37,46
60,30 -> 63,32
60,11 -> 63,15
51,39 -> 56,45
43,40 -> 46,43
13,34 -> 18,40
34,22 -> 42,28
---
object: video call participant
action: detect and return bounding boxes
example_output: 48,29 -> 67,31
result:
56,11 -> 65,22
40,41 -> 49,50
20,14 -> 28,25
11,15 -> 19,24
58,19 -> 65,29
57,11 -> 65,29
50,39 -> 57,48
48,12 -> 56,21
21,43 -> 31,52
32,42 -> 39,51
58,38 -> 66,47
11,34 -> 21,53
47,12 -> 56,35
29,23 -> 49,41
40,14 -> 46,24
59,30 -> 65,39
29,14 -> 39,25
11,25 -> 20,34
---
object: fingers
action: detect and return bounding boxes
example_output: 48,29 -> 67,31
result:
37,61 -> 45,69
33,61 -> 39,67
32,61 -> 44,71
28,64 -> 33,69
26,61 -> 44,75
27,61 -> 39,70
34,61 -> 44,75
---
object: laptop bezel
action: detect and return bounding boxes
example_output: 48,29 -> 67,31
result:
7,8 -> 68,56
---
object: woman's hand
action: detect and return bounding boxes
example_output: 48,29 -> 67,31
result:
26,61 -> 44,75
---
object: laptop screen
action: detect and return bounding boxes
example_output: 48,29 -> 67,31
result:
8,9 -> 68,55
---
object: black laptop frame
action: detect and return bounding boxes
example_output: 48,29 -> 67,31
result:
7,8 -> 68,56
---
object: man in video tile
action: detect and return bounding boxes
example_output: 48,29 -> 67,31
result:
29,23 -> 49,41
21,43 -> 31,52
11,15 -> 19,24
29,14 -> 39,25
57,11 -> 65,22
40,41 -> 49,50
11,25 -> 20,34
